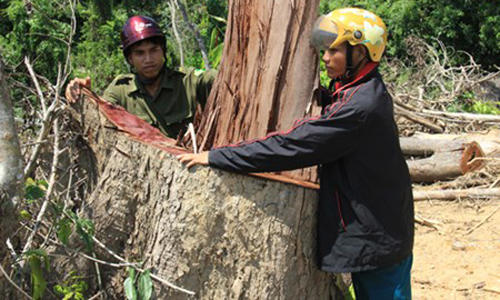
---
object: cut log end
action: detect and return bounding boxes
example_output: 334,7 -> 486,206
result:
460,141 -> 485,174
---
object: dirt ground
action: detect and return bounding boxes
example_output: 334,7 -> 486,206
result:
412,198 -> 500,299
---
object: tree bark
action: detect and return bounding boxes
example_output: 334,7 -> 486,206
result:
0,60 -> 23,290
193,0 -> 322,183
69,95 -> 338,298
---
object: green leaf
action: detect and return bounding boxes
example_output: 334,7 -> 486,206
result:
138,269 -> 153,300
57,217 -> 72,245
24,178 -> 48,202
53,271 -> 88,299
208,43 -> 224,69
209,15 -> 227,23
70,213 -> 94,252
29,255 -> 47,300
24,249 -> 50,269
20,210 -> 32,220
124,277 -> 137,300
128,267 -> 136,279
62,292 -> 74,300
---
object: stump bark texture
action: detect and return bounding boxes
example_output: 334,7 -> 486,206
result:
75,100 -> 338,299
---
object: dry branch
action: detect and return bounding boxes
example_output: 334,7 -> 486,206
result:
413,188 -> 500,201
20,118 -> 62,266
168,0 -> 184,67
388,37 -> 499,135
24,57 -> 47,114
23,61 -> 64,177
414,214 -> 442,232
464,204 -> 500,236
421,110 -> 500,123
0,263 -> 33,300
175,0 -> 211,69
394,104 -> 444,133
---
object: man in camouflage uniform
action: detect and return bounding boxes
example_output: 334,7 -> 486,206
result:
66,15 -> 216,138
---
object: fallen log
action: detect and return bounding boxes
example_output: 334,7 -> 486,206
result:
413,130 -> 500,157
400,137 -> 485,182
413,188 -> 500,201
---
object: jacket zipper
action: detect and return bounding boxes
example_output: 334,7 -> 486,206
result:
335,190 -> 347,232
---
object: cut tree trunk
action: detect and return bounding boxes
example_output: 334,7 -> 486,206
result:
67,94 -> 338,298
193,0 -> 322,183
412,130 -> 500,157
400,137 -> 485,182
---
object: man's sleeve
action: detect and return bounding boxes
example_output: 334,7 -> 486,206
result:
183,68 -> 218,109
102,78 -> 121,105
208,103 -> 367,173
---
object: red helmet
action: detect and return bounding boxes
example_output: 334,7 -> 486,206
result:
121,16 -> 165,55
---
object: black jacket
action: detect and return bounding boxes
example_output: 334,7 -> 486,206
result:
208,63 -> 414,273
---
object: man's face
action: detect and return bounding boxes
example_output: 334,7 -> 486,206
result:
128,40 -> 165,79
321,43 -> 347,79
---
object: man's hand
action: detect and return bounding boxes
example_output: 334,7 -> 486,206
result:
65,77 -> 91,104
177,151 -> 209,168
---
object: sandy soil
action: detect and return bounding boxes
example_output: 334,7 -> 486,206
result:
412,198 -> 500,299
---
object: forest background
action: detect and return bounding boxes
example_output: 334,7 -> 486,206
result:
1,0 -> 499,115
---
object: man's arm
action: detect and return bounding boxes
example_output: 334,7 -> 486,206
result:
179,103 -> 367,172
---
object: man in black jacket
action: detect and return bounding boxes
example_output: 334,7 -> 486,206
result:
178,8 -> 414,299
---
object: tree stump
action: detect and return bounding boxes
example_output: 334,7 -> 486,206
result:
72,98 -> 338,298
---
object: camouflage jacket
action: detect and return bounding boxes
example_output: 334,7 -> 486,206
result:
103,67 -> 217,138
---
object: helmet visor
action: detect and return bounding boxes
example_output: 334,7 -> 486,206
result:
310,15 -> 339,51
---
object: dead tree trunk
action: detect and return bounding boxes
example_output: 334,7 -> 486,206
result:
193,0 -> 322,182
69,96 -> 337,298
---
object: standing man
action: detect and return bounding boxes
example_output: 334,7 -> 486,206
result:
178,8 -> 414,299
66,16 -> 217,138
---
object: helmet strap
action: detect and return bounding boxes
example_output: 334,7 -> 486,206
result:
345,43 -> 354,79
334,44 -> 368,85
330,43 -> 354,85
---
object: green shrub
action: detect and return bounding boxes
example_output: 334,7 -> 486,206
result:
319,0 -> 499,70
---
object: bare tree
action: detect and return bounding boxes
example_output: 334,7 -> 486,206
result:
175,0 -> 212,69
169,0 -> 185,67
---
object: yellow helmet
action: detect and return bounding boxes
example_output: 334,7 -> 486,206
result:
311,8 -> 387,62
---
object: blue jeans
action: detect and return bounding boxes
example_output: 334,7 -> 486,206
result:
351,255 -> 413,300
